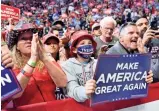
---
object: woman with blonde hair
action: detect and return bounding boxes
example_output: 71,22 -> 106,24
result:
5,20 -> 67,108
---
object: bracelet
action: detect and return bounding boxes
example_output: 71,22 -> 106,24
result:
27,63 -> 35,68
21,69 -> 32,78
1,41 -> 7,46
27,61 -> 37,68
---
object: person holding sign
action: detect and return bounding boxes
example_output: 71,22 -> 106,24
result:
1,35 -> 14,69
61,30 -> 97,102
1,32 -> 14,108
106,22 -> 153,83
61,30 -> 153,103
3,20 -> 67,108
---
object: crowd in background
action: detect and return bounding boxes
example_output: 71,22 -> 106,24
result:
1,0 -> 159,110
1,0 -> 159,32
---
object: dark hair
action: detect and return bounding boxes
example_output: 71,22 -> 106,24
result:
132,15 -> 148,23
56,52 -> 60,61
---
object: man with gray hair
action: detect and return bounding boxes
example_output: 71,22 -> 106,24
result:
106,22 -> 145,55
94,17 -> 118,57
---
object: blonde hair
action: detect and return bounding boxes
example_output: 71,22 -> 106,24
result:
12,45 -> 44,71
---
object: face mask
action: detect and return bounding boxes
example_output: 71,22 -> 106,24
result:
77,45 -> 94,59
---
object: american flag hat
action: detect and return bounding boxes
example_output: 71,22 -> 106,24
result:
6,20 -> 38,50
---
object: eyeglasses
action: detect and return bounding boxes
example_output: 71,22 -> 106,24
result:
119,22 -> 136,35
102,26 -> 114,32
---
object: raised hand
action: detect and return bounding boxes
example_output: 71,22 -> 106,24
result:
37,38 -> 55,62
154,29 -> 159,38
142,28 -> 156,45
137,37 -> 146,54
30,33 -> 39,62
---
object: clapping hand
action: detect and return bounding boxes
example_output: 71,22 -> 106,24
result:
30,33 -> 39,62
37,38 -> 55,62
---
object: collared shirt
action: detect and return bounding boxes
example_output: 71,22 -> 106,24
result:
118,42 -> 138,54
106,41 -> 139,55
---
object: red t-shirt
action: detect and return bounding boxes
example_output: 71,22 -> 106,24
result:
13,67 -> 56,107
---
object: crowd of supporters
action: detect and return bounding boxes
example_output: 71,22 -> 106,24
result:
1,0 -> 159,110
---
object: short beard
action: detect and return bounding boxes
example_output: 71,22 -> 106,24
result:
140,28 -> 147,38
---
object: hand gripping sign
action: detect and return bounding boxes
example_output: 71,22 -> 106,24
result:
1,64 -> 22,101
91,54 -> 151,105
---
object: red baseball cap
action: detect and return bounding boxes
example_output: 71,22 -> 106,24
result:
42,33 -> 60,44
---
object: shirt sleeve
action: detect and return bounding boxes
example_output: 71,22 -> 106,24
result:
61,61 -> 89,102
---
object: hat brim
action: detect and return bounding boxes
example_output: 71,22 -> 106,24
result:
7,28 -> 39,50
43,36 -> 60,44
71,35 -> 96,46
12,27 -> 37,33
